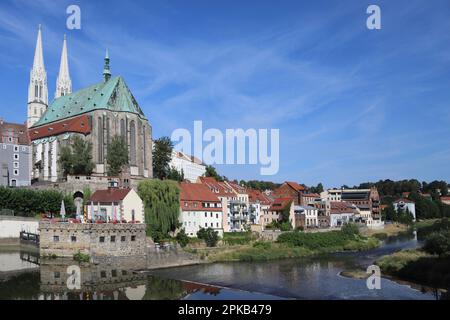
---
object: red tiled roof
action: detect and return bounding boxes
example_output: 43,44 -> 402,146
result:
0,121 -> 30,145
180,182 -> 221,202
198,177 -> 235,197
29,114 -> 91,140
285,181 -> 306,192
441,196 -> 450,201
90,188 -> 131,202
303,193 -> 320,198
269,197 -> 293,211
330,201 -> 357,214
248,189 -> 272,205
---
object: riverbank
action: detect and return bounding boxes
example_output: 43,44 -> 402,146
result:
187,227 -> 381,262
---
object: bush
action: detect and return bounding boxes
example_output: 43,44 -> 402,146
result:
341,223 -> 360,237
280,222 -> 292,231
176,229 -> 189,248
253,241 -> 271,250
197,227 -> 219,247
222,232 -> 254,245
423,230 -> 450,257
73,251 -> 90,263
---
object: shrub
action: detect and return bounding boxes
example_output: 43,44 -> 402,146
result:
176,229 -> 189,248
197,227 -> 219,247
341,223 -> 360,237
222,232 -> 255,245
73,251 -> 90,263
280,222 -> 292,231
423,230 -> 450,257
253,241 -> 271,250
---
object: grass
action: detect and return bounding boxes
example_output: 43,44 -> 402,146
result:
222,232 -> 256,245
363,223 -> 409,237
376,249 -> 431,274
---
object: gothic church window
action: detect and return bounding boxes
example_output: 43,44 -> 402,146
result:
130,120 -> 136,166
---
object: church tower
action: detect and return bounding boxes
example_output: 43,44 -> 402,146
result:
55,34 -> 72,99
27,25 -> 48,128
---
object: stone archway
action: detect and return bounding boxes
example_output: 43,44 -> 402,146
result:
73,191 -> 84,218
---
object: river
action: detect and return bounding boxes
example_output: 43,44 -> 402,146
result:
0,232 -> 445,300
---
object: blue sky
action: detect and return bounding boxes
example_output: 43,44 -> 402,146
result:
0,0 -> 449,187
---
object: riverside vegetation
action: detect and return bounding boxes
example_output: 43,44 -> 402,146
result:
375,219 -> 450,290
186,224 -> 380,262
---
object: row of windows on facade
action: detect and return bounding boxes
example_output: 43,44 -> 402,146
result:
53,235 -> 136,243
185,212 -> 220,219
1,142 -> 28,152
184,221 -> 220,228
183,202 -> 221,208
97,117 -> 147,167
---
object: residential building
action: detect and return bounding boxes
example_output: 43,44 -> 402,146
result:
330,201 -> 357,227
225,181 -> 250,231
87,187 -> 144,223
169,150 -> 206,183
265,198 -> 295,229
393,198 -> 416,221
294,205 -> 319,228
0,119 -> 31,187
273,181 -> 306,205
341,188 -> 381,223
197,176 -> 237,232
301,193 -> 320,205
248,189 -> 272,225
179,182 -> 223,237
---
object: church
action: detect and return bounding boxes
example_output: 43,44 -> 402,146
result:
27,26 -> 153,185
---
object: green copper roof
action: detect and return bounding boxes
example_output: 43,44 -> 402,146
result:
31,76 -> 146,128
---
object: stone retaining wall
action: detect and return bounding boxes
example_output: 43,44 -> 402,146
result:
39,222 -> 146,258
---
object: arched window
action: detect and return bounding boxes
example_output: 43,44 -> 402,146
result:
120,119 -> 125,139
98,117 -> 103,163
34,84 -> 38,99
142,125 -> 146,169
130,120 -> 136,166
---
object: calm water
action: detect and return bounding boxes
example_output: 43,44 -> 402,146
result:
0,232 -> 446,300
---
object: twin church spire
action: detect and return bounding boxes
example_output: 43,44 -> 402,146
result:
55,34 -> 72,99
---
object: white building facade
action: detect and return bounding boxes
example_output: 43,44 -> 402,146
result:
170,151 -> 206,183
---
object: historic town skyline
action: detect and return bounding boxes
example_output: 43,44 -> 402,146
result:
0,0 -> 449,187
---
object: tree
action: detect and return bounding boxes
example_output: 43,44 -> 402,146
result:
167,166 -> 184,182
152,137 -> 174,180
176,229 -> 189,247
204,165 -> 224,182
107,136 -> 129,176
137,179 -> 180,239
197,227 -> 219,247
382,204 -> 396,221
58,136 -> 94,176
423,230 -> 450,257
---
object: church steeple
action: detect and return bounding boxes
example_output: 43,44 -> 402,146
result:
55,34 -> 72,99
103,49 -> 111,82
27,24 -> 48,128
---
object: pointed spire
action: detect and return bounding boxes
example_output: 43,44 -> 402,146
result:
55,34 -> 72,98
32,24 -> 45,72
103,49 -> 111,82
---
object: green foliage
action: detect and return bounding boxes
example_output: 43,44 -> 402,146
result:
236,180 -> 281,191
308,183 -> 324,194
223,231 -> 255,245
197,227 -> 219,247
277,229 -> 363,251
253,241 -> 271,249
167,166 -> 184,182
423,230 -> 450,257
73,251 -> 90,263
280,200 -> 292,223
408,192 -> 443,219
341,223 -> 360,237
138,179 -> 180,240
280,221 -> 292,231
176,229 -> 189,248
0,187 -> 75,217
107,135 -> 129,176
58,136 -> 95,176
152,137 -> 174,180
204,165 -> 225,182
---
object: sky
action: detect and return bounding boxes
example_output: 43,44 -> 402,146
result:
0,0 -> 449,188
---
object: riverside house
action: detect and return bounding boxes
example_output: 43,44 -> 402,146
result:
87,187 -> 144,223
179,182 -> 224,237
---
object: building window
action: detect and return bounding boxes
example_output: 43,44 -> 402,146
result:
111,270 -> 117,277
71,236 -> 76,242
131,235 -> 136,242
2,145 -> 5,150
13,162 -> 19,169
216,214 -> 219,219
22,146 -> 27,152
204,212 -> 207,217
129,120 -> 136,166
100,271 -> 106,278
205,223 -> 207,227
99,236 -> 105,243
54,271 -> 60,279
14,146 -> 19,152
53,236 -> 59,242
14,154 -> 19,160
13,169 -> 19,176
111,236 -> 116,243
121,236 -> 126,242
98,117 -> 103,163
